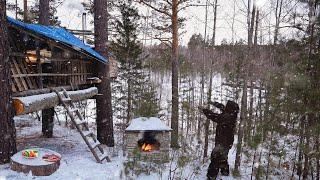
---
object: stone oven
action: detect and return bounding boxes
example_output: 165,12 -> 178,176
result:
125,117 -> 172,162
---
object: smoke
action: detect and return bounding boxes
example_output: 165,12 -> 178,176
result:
256,0 -> 267,8
66,1 -> 85,14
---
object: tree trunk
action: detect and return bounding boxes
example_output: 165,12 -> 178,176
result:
203,71 -> 212,159
170,0 -> 179,148
23,0 -> 27,22
39,0 -> 54,137
13,87 -> 99,115
234,78 -> 247,172
273,0 -> 283,45
39,0 -> 50,25
235,0 -> 255,171
316,132 -> 319,180
127,78 -> 132,124
212,0 -> 218,45
94,0 -> 114,146
0,0 -> 17,164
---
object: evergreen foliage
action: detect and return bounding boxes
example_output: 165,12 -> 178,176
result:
7,0 -> 60,25
111,2 -> 160,121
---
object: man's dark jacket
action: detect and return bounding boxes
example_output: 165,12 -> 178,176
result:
203,101 -> 239,149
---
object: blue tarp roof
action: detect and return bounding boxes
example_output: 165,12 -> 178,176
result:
7,17 -> 107,64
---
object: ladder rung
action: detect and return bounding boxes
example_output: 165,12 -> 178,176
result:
99,153 -> 110,162
69,108 -> 78,113
62,97 -> 72,102
82,131 -> 93,137
75,120 -> 86,126
54,88 -> 110,163
90,141 -> 100,149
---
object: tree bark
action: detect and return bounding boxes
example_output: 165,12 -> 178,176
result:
13,87 -> 98,115
127,79 -> 132,124
23,0 -> 27,22
39,0 -> 50,25
235,0 -> 255,171
94,0 -> 114,146
170,0 -> 179,148
39,0 -> 54,137
0,0 -> 17,164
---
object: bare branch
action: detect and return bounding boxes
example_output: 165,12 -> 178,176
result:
136,0 -> 172,17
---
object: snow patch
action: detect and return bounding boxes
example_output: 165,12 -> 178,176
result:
126,117 -> 172,131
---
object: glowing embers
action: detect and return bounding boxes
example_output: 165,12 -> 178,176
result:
138,132 -> 160,152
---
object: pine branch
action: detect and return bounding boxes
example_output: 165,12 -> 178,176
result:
136,0 -> 172,17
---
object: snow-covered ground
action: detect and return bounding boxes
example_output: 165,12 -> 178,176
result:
0,115 -> 249,180
0,72 -> 300,179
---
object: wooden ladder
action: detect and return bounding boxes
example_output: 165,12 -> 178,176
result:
53,88 -> 111,163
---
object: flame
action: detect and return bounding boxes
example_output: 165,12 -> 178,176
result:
141,143 -> 153,152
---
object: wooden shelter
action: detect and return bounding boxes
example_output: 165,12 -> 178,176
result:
6,17 -> 110,114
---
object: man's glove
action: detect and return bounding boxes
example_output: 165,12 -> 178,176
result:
202,108 -> 214,118
209,101 -> 225,110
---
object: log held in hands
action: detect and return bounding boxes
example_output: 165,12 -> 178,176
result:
12,87 -> 98,115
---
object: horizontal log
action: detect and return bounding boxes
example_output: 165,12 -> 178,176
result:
12,73 -> 92,78
12,87 -> 98,115
12,86 -> 76,97
222,82 -> 266,90
10,52 -> 91,63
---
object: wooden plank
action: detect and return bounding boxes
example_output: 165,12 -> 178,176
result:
24,54 -> 38,88
12,59 -> 29,91
9,64 -> 19,92
22,58 -> 37,88
15,58 -> 34,89
12,73 -> 92,77
76,61 -> 79,85
9,52 -> 25,58
10,65 -> 24,92
12,83 -> 17,93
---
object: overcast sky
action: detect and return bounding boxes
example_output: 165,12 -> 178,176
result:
7,0 -> 303,46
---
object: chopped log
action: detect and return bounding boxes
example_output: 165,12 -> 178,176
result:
13,86 -> 76,98
10,148 -> 61,176
12,87 -> 98,115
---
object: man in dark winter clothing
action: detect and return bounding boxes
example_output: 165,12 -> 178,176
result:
202,100 -> 239,179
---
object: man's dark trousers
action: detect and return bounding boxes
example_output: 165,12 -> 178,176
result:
207,144 -> 230,179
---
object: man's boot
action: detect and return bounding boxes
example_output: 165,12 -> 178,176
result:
220,165 -> 230,176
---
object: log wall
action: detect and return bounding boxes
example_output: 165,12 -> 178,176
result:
9,52 -> 95,94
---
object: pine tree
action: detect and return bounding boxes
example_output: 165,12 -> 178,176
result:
94,0 -> 114,146
111,2 -> 160,122
7,0 -> 60,25
0,0 -> 17,164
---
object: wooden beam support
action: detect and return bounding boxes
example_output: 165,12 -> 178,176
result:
12,87 -> 98,115
12,73 -> 92,77
12,86 -> 76,97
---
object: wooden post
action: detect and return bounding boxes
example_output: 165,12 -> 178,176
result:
36,41 -> 43,88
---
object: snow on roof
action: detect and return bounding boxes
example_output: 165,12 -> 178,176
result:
7,16 -> 107,64
125,117 -> 172,131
